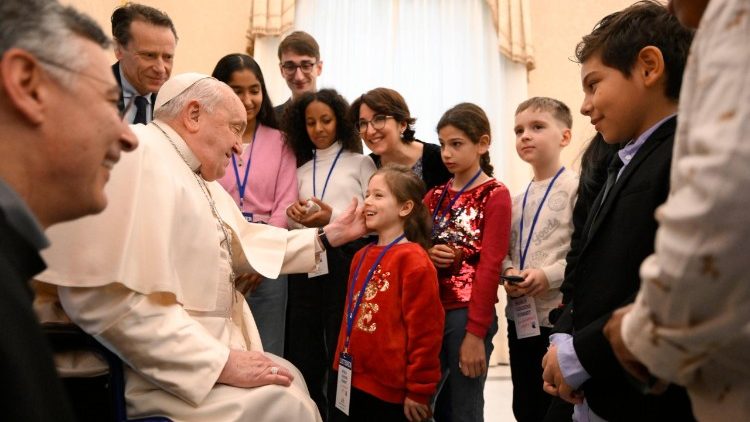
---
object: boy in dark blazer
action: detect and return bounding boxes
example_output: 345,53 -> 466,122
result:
540,2 -> 696,421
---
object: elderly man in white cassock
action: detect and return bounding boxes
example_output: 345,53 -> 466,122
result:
33,73 -> 365,421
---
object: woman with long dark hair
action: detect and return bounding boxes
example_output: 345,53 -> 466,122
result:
212,53 -> 298,356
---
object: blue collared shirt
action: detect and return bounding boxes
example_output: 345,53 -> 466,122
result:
616,114 -> 676,180
119,65 -> 153,124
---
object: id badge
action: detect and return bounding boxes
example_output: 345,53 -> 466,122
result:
308,252 -> 329,278
510,296 -> 541,339
242,212 -> 253,223
335,352 -> 353,415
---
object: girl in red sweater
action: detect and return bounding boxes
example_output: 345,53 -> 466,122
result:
332,165 -> 444,422
424,103 -> 512,421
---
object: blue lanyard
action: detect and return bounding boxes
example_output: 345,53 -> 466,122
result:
344,234 -> 405,352
430,168 -> 483,235
519,167 -> 565,269
230,124 -> 259,208
313,146 -> 344,201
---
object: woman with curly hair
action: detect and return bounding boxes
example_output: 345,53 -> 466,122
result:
211,53 -> 298,357
282,88 -> 376,421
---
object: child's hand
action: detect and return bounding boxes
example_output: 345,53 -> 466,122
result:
286,200 -> 309,222
517,268 -> 550,297
502,268 -> 526,298
297,197 -> 332,228
403,397 -> 431,422
234,273 -> 263,295
458,332 -> 487,378
428,244 -> 455,268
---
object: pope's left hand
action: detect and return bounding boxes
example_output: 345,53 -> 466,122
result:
323,198 -> 366,247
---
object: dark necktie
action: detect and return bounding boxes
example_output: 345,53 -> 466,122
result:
133,95 -> 149,125
588,154 -> 624,237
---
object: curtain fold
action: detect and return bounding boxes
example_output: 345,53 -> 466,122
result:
485,0 -> 535,70
249,0 -> 296,36
246,0 -> 296,55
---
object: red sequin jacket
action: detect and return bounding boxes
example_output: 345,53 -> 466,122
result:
424,178 -> 512,338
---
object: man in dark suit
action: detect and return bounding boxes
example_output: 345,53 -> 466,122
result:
0,0 -> 137,420
273,31 -> 322,124
540,3 -> 696,421
111,3 -> 177,124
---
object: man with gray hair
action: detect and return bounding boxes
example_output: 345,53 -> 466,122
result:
35,73 -> 366,421
0,0 -> 137,419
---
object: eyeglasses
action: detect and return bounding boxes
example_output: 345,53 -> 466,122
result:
358,115 -> 394,134
36,57 -> 130,121
280,61 -> 318,76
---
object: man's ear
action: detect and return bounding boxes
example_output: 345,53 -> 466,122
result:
636,46 -> 665,89
182,100 -> 201,133
399,199 -> 414,217
0,48 -> 49,125
114,41 -> 125,61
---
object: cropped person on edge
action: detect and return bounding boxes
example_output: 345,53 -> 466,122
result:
0,0 -> 137,420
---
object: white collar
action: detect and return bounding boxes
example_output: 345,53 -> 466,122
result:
152,119 -> 201,172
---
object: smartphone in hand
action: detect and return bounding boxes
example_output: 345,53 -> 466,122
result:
305,199 -> 321,215
500,274 -> 525,285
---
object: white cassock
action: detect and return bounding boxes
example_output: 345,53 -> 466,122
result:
34,121 -> 322,421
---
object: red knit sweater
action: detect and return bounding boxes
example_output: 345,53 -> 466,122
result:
333,242 -> 444,405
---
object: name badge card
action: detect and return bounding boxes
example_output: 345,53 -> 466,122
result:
335,353 -> 353,415
511,296 -> 541,339
308,253 -> 329,278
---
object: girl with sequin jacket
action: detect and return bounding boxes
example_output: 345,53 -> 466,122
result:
332,165 -> 444,422
425,103 -> 512,421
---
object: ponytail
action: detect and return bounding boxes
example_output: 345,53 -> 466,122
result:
403,201 -> 432,250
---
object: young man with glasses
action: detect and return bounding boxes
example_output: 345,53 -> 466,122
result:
274,31 -> 323,122
111,3 -> 177,125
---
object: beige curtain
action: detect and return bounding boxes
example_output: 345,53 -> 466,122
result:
246,0 -> 295,55
485,0 -> 535,70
